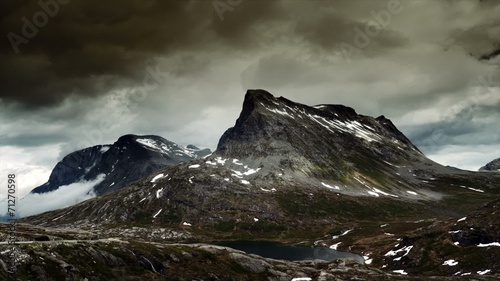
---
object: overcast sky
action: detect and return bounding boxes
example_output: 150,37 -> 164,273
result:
1,0 -> 499,198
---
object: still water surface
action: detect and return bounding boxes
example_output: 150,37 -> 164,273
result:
214,241 -> 364,263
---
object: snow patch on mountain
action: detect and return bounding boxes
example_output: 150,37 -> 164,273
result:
100,146 -> 110,153
321,182 -> 340,190
332,229 -> 352,239
261,103 -> 296,119
216,157 -> 227,165
330,242 -> 342,250
443,259 -> 458,266
385,245 -> 413,261
136,137 -> 196,158
477,242 -> 500,247
243,167 -> 261,175
136,138 -> 165,151
392,270 -> 408,275
460,185 -> 484,193
477,269 -> 491,275
156,187 -> 163,199
153,209 -> 162,218
306,114 -> 381,143
151,173 -> 165,183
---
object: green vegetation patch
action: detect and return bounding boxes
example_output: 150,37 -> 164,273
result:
275,190 -> 417,220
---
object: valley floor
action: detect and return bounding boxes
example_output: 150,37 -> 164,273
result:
0,222 -> 498,280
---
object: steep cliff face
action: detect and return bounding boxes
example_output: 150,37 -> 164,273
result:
30,134 -> 211,195
34,145 -> 107,193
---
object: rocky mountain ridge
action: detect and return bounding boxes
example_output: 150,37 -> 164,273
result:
30,134 -> 211,195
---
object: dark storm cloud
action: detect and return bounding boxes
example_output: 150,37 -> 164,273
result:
293,7 -> 408,57
209,0 -> 284,46
406,101 -> 500,152
242,54 -> 311,89
170,54 -> 211,78
456,18 -> 500,62
0,0 -> 295,108
1,0 -> 500,178
0,0 -> 416,108
448,12 -> 500,60
479,48 -> 500,61
0,0 -> 215,107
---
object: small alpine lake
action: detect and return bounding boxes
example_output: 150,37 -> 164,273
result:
213,240 -> 364,264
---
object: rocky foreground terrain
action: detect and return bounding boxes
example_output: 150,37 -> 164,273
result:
2,90 -> 499,280
1,215 -> 499,281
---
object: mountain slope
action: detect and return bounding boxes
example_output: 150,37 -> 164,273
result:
31,134 -> 211,195
479,157 -> 500,171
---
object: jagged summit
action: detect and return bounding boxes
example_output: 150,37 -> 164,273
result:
239,89 -> 362,119
233,89 -> 360,124
216,90 -> 425,184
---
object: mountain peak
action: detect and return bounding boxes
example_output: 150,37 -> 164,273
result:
31,134 -> 211,196
245,89 -> 275,102
242,90 -> 360,122
216,89 -> 426,183
238,89 -> 276,121
240,89 -> 309,119
115,134 -> 170,145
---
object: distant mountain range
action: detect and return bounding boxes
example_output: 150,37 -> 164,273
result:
30,134 -> 211,195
